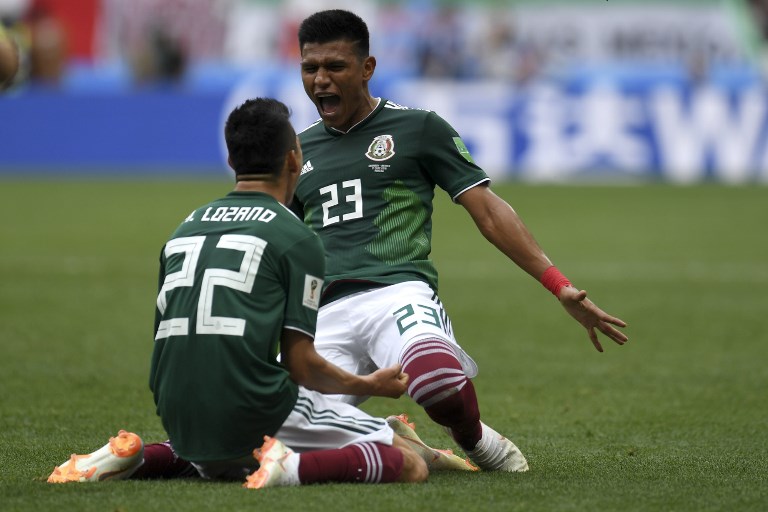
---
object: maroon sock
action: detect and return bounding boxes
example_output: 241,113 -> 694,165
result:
428,380 -> 483,450
131,442 -> 198,479
298,443 -> 404,484
401,338 -> 483,450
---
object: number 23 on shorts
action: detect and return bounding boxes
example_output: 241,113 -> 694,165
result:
393,303 -> 445,336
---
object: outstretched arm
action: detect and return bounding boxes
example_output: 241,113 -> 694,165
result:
280,328 -> 409,397
457,184 -> 628,351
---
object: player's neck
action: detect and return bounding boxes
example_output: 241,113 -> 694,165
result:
234,180 -> 287,205
330,94 -> 380,134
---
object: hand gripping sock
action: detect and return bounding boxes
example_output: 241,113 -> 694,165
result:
400,338 -> 482,450
298,443 -> 404,484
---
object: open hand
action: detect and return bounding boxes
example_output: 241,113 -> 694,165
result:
558,286 -> 628,352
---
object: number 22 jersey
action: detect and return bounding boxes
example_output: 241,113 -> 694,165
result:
150,191 -> 325,461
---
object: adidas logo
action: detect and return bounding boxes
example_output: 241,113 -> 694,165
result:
301,160 -> 314,175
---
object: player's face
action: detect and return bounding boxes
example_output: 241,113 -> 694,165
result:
300,40 -> 375,132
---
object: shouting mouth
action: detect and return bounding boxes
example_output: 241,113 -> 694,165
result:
317,95 -> 341,116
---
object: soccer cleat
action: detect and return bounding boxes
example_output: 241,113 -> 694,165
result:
387,414 -> 478,471
460,422 -> 529,472
243,436 -> 299,489
47,430 -> 144,483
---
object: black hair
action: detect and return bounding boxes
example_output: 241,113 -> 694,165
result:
298,9 -> 370,59
224,98 -> 296,177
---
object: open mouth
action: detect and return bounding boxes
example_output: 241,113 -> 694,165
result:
317,95 -> 341,115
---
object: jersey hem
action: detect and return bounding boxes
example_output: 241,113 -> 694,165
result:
283,325 -> 315,339
452,177 -> 491,202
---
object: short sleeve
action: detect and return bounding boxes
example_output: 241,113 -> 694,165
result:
420,111 -> 490,201
281,232 -> 326,338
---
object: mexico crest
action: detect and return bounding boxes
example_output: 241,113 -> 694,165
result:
365,135 -> 396,161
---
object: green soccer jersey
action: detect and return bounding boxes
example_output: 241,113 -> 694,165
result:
149,191 -> 325,462
295,99 -> 489,302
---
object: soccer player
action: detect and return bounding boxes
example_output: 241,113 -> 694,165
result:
291,10 -> 629,472
47,98 -> 429,488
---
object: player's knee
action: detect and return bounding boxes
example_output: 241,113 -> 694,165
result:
401,338 -> 468,404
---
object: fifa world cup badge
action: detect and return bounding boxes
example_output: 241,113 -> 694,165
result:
310,279 -> 318,299
302,275 -> 323,310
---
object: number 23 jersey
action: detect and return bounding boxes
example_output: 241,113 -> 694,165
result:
295,99 -> 489,301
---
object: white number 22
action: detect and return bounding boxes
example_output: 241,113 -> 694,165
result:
155,234 -> 267,340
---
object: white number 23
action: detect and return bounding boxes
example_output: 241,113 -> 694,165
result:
319,179 -> 363,227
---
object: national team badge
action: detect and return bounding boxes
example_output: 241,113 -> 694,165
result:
365,135 -> 396,161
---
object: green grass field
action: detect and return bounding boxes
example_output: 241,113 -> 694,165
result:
1,181 -> 766,511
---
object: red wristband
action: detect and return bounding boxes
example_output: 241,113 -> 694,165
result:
541,265 -> 571,298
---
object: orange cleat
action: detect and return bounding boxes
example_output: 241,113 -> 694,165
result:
47,430 -> 144,483
244,436 -> 299,489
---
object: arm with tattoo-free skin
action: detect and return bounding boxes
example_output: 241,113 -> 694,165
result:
281,329 -> 409,396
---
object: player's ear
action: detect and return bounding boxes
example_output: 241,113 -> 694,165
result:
227,156 -> 235,171
287,136 -> 302,174
362,56 -> 376,81
285,148 -> 300,177
283,145 -> 302,204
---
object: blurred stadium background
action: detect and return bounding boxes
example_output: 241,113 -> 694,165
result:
2,0 -> 768,183
2,3 -> 767,509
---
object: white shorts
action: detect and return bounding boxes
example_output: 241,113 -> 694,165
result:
315,281 -> 478,405
190,386 -> 394,480
274,387 -> 394,450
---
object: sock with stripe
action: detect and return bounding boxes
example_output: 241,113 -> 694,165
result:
298,442 -> 403,484
400,338 -> 483,451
